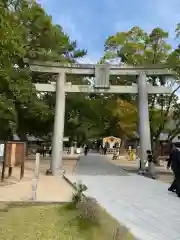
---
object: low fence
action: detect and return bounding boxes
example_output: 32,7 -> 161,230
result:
28,146 -> 138,157
107,148 -> 119,154
106,148 -> 136,154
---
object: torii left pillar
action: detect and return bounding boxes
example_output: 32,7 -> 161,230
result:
47,72 -> 66,176
137,72 -> 152,171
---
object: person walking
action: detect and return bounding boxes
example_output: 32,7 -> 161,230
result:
167,143 -> 180,198
49,146 -> 52,157
146,150 -> 156,179
99,145 -> 103,155
84,145 -> 89,156
103,146 -> 107,155
43,145 -> 46,157
103,142 -> 108,155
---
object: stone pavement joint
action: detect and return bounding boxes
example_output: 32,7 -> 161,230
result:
65,154 -> 180,240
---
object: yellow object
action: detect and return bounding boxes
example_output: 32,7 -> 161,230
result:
128,149 -> 135,161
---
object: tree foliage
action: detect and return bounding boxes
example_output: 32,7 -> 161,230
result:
165,23 -> 180,140
64,93 -> 137,146
102,26 -> 180,151
0,0 -> 86,140
103,26 -> 171,65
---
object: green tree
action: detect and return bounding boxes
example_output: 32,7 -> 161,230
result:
169,23 -> 180,77
103,26 -> 179,158
0,0 -> 28,138
0,0 -> 86,140
64,92 -> 137,147
166,23 -> 180,141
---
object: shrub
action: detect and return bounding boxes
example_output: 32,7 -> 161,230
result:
76,197 -> 100,224
71,181 -> 87,206
112,227 -> 134,240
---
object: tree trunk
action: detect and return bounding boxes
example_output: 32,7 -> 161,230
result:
152,140 -> 161,166
120,135 -> 128,154
17,131 -> 28,156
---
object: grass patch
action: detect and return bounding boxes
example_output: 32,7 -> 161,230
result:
0,203 -> 134,240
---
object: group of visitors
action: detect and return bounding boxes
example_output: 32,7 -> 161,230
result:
99,143 -> 108,155
36,144 -> 52,157
99,145 -> 108,155
82,144 -> 108,156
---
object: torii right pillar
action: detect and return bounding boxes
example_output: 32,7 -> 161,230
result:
137,72 -> 152,171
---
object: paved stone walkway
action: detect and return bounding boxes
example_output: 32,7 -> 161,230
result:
75,153 -> 128,176
65,154 -> 180,240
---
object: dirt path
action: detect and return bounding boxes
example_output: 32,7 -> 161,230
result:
0,156 -> 77,202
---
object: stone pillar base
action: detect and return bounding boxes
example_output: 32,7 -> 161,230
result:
138,169 -> 145,175
46,168 -> 65,176
46,168 -> 53,175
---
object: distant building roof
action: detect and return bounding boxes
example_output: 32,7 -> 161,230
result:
27,135 -> 43,141
13,134 -> 69,142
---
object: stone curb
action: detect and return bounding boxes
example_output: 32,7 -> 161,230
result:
116,164 -> 158,181
63,175 -> 77,190
0,201 -> 69,204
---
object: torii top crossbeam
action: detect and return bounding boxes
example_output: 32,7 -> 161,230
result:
25,59 -> 173,94
25,59 -> 173,76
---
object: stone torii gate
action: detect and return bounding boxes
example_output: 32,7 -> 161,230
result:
27,60 -> 173,175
